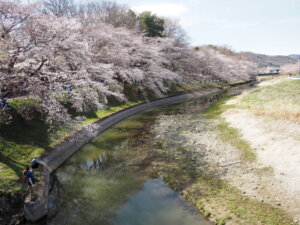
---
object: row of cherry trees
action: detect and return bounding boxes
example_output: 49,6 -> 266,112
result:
281,63 -> 300,75
0,1 -> 257,129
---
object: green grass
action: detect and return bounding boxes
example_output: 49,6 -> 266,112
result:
220,185 -> 294,225
0,101 -> 142,193
9,97 -> 41,113
201,97 -> 234,119
49,101 -> 142,147
0,138 -> 44,193
239,78 -> 300,121
84,101 -> 142,124
241,78 -> 300,107
194,178 -> 295,225
218,121 -> 255,160
201,97 -> 256,161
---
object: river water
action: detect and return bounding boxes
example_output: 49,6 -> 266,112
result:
47,101 -> 213,225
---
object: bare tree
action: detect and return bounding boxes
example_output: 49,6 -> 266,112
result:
77,1 -> 137,28
0,1 -> 39,38
163,18 -> 188,44
44,0 -> 76,17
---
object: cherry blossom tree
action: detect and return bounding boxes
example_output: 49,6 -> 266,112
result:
281,63 -> 299,75
0,1 -> 257,129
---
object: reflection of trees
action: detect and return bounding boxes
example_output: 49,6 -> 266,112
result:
173,95 -> 221,115
71,151 -> 109,172
49,170 -> 145,225
49,110 -> 163,225
68,122 -> 153,174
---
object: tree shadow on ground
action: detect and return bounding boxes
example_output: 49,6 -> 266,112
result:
0,114 -> 50,182
0,116 -> 50,149
0,152 -> 26,177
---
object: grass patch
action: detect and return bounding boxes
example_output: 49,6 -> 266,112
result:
189,176 -> 292,225
84,101 -> 142,124
0,136 -> 44,193
218,121 -> 255,160
201,97 -> 234,119
201,97 -> 256,161
219,184 -> 293,225
49,101 -> 141,147
221,185 -> 293,225
240,78 -> 300,121
0,101 -> 142,194
9,97 -> 41,113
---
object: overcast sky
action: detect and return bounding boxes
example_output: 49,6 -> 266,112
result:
115,0 -> 300,55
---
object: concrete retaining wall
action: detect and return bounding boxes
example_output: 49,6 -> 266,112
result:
24,88 -> 223,222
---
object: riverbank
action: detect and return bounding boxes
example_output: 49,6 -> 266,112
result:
24,86 -> 224,223
223,76 -> 300,222
46,102 -> 215,225
151,79 -> 297,224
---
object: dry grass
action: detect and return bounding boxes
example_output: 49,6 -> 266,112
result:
252,102 -> 300,121
240,77 -> 300,122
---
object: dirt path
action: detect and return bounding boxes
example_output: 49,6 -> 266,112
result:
223,85 -> 300,223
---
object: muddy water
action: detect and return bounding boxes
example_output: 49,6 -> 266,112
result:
48,101 -> 213,225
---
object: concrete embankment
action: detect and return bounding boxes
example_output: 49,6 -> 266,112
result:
24,87 -> 224,223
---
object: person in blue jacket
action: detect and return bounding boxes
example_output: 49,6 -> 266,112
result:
24,166 -> 36,201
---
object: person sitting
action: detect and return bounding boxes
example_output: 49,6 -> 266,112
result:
30,156 -> 51,172
31,157 -> 40,169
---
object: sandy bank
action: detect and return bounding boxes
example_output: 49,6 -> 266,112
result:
224,103 -> 300,222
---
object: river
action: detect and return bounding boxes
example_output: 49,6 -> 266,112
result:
46,99 -> 213,225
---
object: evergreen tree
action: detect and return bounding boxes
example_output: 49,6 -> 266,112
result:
139,11 -> 165,37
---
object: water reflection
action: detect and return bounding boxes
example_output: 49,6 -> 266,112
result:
110,179 -> 211,225
48,104 -> 212,225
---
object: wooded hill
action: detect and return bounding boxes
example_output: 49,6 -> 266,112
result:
0,1 -> 257,130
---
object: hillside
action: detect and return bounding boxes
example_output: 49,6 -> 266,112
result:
241,52 -> 297,68
0,1 -> 257,130
288,54 -> 300,60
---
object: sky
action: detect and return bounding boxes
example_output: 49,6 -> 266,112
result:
115,0 -> 300,55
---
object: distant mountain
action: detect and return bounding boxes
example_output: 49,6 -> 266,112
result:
288,54 -> 300,60
240,52 -> 298,68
